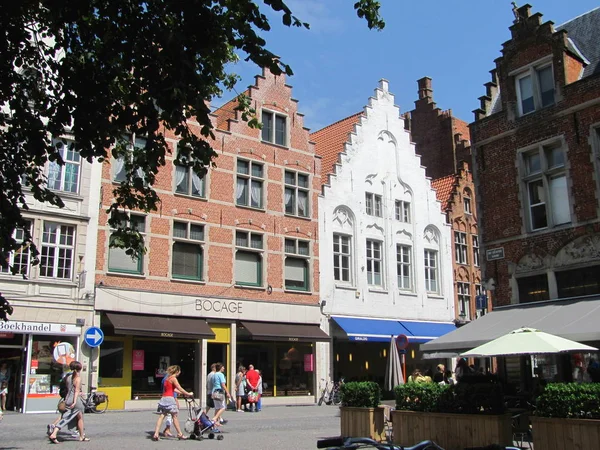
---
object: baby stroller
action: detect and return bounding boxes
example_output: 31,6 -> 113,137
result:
184,397 -> 224,441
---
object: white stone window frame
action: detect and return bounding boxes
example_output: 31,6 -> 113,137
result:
518,137 -> 571,232
365,192 -> 382,217
333,233 -> 352,285
512,56 -> 555,117
107,213 -> 146,275
1,221 -> 32,277
463,195 -> 472,215
113,135 -> 148,184
261,108 -> 288,147
395,200 -> 411,223
424,248 -> 439,294
284,170 -> 310,218
454,231 -> 468,265
236,158 -> 264,209
171,220 -> 205,281
457,281 -> 471,320
48,137 -> 81,194
234,230 -> 264,287
396,243 -> 413,291
173,145 -> 207,199
40,221 -> 76,280
366,238 -> 384,287
472,235 -> 480,267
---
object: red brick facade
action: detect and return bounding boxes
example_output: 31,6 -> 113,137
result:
95,69 -> 321,306
470,5 -> 600,306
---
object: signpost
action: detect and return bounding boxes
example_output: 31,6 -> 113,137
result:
84,327 -> 104,348
476,295 -> 488,310
486,247 -> 505,261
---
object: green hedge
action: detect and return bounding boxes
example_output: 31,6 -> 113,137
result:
394,381 -> 505,415
339,381 -> 381,408
535,383 -> 600,419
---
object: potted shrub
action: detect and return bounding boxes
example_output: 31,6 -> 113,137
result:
392,379 -> 512,450
339,381 -> 385,441
531,383 -> 600,450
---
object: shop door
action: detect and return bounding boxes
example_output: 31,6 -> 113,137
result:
0,335 -> 26,412
207,343 -> 227,369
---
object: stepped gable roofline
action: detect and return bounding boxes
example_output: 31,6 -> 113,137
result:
212,89 -> 249,131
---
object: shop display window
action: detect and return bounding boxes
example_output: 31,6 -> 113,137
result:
99,340 -> 124,379
29,335 -> 77,397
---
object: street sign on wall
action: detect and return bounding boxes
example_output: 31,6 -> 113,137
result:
486,247 -> 505,261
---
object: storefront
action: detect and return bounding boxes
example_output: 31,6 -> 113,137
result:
0,320 -> 83,413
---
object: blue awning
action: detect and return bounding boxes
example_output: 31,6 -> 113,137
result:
399,320 -> 457,343
331,316 -> 406,342
332,316 -> 456,343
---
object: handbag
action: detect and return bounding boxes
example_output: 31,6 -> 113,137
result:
211,390 -> 225,402
247,390 -> 258,403
57,399 -> 67,413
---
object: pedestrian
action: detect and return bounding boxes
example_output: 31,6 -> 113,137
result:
455,358 -> 470,382
444,369 -> 455,385
47,371 -> 79,439
433,364 -> 445,384
256,369 -> 263,412
407,369 -> 427,383
235,365 -> 246,412
152,365 -> 193,441
161,374 -> 179,437
0,362 -> 10,413
245,364 -> 260,412
205,363 -> 216,415
211,363 -> 232,426
48,361 -> 89,444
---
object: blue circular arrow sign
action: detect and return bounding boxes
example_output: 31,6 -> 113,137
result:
84,326 -> 104,348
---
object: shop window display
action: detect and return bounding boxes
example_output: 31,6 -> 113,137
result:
99,340 -> 124,379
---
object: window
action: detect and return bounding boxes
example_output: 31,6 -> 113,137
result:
172,221 -> 204,281
236,159 -> 264,209
457,282 -> 471,320
235,231 -> 263,286
48,139 -> 81,193
365,193 -> 382,217
333,234 -> 351,283
464,196 -> 472,215
517,274 -> 550,303
40,222 -> 75,279
284,239 -> 310,291
472,235 -> 480,267
108,214 -> 145,274
396,244 -> 412,290
284,171 -> 309,217
395,201 -> 411,223
99,340 -> 124,378
454,231 -> 468,265
366,240 -> 382,286
424,249 -> 438,293
113,136 -> 147,183
516,64 -> 555,115
1,222 -> 31,276
521,141 -> 569,231
261,110 -> 287,146
175,163 -> 206,198
556,265 -> 600,298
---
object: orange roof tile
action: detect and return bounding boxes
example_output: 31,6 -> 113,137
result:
310,112 -> 363,185
431,174 -> 456,211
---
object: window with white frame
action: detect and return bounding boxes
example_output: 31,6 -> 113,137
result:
365,193 -> 382,217
516,63 -> 555,116
366,239 -> 383,286
284,170 -> 309,217
521,140 -> 569,231
457,282 -> 471,320
454,231 -> 468,265
395,200 -> 411,223
236,159 -> 263,209
333,234 -> 351,283
235,231 -> 263,287
396,244 -> 412,290
108,214 -> 145,274
172,221 -> 204,281
424,249 -> 438,293
472,235 -> 480,267
261,110 -> 287,146
174,152 -> 206,198
48,139 -> 81,193
464,196 -> 472,215
284,238 -> 310,291
1,222 -> 32,276
113,136 -> 147,183
40,222 -> 75,279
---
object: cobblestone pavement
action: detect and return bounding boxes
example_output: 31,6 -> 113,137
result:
0,405 -> 342,450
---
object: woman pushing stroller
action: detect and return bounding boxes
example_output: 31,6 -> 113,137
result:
153,365 -> 194,441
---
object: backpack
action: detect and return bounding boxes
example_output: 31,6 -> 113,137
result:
59,373 -> 72,399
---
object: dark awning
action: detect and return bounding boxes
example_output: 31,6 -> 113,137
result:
241,321 -> 329,342
104,312 -> 215,340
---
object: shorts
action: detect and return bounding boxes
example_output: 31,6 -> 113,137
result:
206,394 -> 215,408
214,397 -> 226,411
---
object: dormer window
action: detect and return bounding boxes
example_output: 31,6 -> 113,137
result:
515,63 -> 555,116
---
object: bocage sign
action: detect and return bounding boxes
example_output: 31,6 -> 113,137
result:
195,299 -> 243,316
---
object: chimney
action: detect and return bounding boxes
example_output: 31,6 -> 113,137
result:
417,77 -> 433,102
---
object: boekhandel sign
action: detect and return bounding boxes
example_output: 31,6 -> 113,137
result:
0,320 -> 81,336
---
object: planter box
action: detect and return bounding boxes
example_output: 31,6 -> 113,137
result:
531,416 -> 600,450
391,410 -> 512,450
340,406 -> 386,441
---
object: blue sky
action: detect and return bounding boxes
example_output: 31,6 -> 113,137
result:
215,1 -> 599,132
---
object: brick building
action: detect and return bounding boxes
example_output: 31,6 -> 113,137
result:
407,78 -> 485,323
422,5 -> 600,369
93,69 -> 328,409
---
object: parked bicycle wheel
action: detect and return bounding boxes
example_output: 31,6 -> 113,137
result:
331,389 -> 342,406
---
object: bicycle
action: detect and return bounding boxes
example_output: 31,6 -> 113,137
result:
317,436 -> 444,449
318,378 -> 343,406
80,387 -> 109,414
318,378 -> 331,406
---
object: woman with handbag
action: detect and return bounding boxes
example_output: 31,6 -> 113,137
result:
211,363 -> 231,426
234,365 -> 246,412
48,361 -> 89,444
153,365 -> 193,441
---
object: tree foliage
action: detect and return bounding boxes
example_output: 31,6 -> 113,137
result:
0,0 -> 384,319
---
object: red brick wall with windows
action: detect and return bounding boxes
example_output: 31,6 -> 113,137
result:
96,69 -> 321,306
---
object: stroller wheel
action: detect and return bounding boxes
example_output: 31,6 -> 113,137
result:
189,433 -> 197,440
208,432 -> 215,439
217,435 -> 224,440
